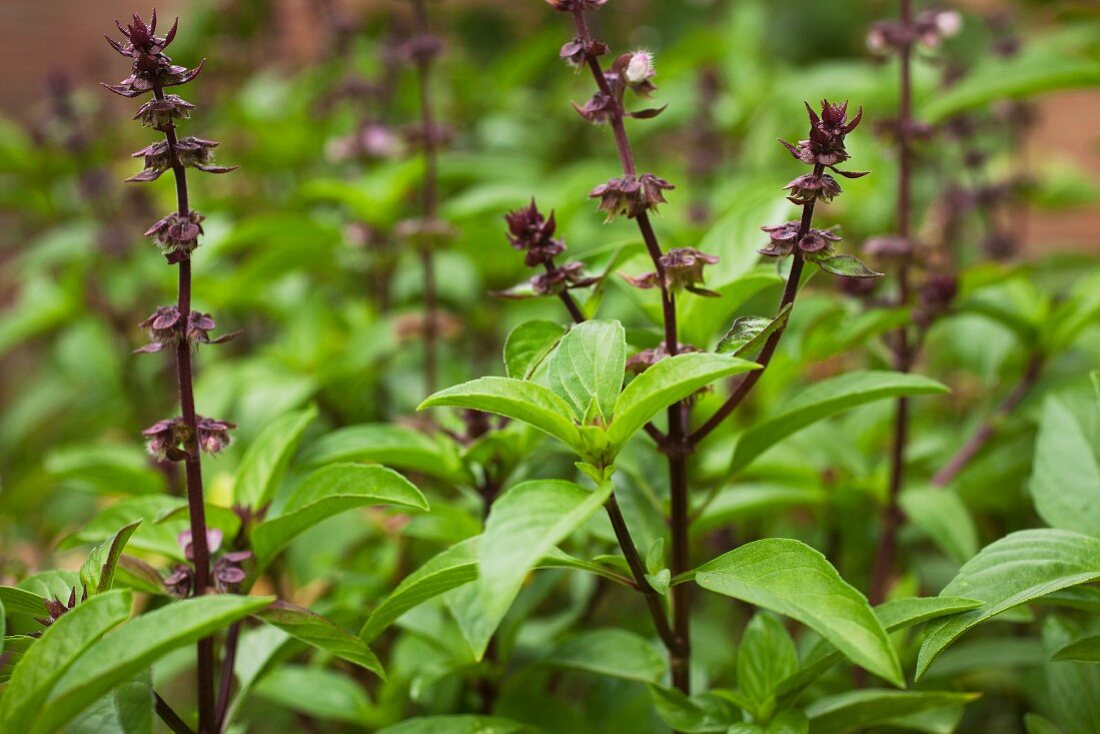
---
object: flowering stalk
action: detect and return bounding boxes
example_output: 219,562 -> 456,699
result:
105,11 -> 237,732
865,0 -> 961,605
555,0 -> 694,691
407,0 -> 446,393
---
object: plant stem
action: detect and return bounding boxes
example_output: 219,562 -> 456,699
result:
603,494 -> 679,652
690,163 -> 825,445
870,0 -> 915,606
570,5 -> 691,694
931,354 -> 1042,488
413,0 -> 439,394
155,692 -> 197,734
153,83 -> 216,734
214,621 -> 242,731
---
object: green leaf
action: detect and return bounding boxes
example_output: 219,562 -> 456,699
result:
808,254 -> 882,279
1051,633 -> 1100,663
360,538 -> 625,642
251,463 -> 427,570
44,443 -> 164,497
728,371 -> 949,472
776,597 -> 982,701
420,376 -> 583,451
716,304 -> 792,358
451,479 -> 613,658
234,404 -> 318,510
692,484 -> 826,535
252,665 -> 374,724
0,586 -> 49,617
547,320 -> 626,422
900,489 -> 978,565
504,320 -> 566,379
67,673 -> 153,734
255,600 -> 383,678
1026,714 -> 1066,734
34,594 -> 272,734
680,267 -> 784,349
300,423 -> 469,484
916,529 -> 1100,680
79,521 -> 141,595
694,538 -> 903,686
1045,269 -> 1100,351
541,628 -> 667,683
378,715 -> 530,734
1042,614 -> 1100,734
0,590 -> 132,733
874,597 -> 984,631
649,685 -> 737,733
805,690 -> 979,734
737,613 -> 798,720
1030,397 -> 1100,537
608,353 -> 759,447
921,36 -> 1100,122
360,538 -> 479,642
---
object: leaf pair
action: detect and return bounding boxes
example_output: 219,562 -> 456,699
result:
422,319 -> 759,469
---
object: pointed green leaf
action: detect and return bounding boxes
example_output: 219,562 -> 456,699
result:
695,538 -> 903,686
235,404 -> 318,510
0,586 -> 49,617
253,665 -> 374,724
728,371 -> 949,472
33,594 -> 273,734
1051,633 -> 1100,663
378,715 -> 530,734
809,254 -> 882,279
805,690 -> 979,734
80,521 -> 141,595
717,304 -> 793,357
0,590 -> 132,733
776,597 -> 982,701
67,673 -> 153,734
420,376 -> 583,451
1026,714 -> 1066,734
1042,614 -> 1100,734
900,488 -> 978,565
916,529 -> 1100,680
1030,396 -> 1100,537
251,463 -> 427,570
547,320 -> 626,422
504,320 -> 566,379
737,613 -> 798,719
255,600 -> 383,678
680,267 -> 785,349
451,480 -> 613,658
609,353 -> 759,446
360,538 -> 627,643
541,628 -> 667,683
361,538 -> 478,642
300,423 -> 469,484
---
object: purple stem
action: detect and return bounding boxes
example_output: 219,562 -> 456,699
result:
152,83 -> 216,733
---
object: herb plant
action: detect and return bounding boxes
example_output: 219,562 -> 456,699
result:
0,1 -> 1099,733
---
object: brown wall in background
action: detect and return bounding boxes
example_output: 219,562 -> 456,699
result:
2,0 -> 1095,252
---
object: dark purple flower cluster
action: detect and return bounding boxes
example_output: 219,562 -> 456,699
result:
103,11 -> 203,98
779,101 -> 865,170
34,586 -> 88,629
136,306 -> 239,353
499,200 -> 599,299
762,100 -> 879,279
589,173 -> 675,222
166,530 -> 252,597
622,248 -> 720,297
143,415 -> 235,461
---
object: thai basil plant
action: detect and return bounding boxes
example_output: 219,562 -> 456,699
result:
0,1 -> 1099,733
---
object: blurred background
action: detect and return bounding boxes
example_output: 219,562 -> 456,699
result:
0,2 -> 1097,729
